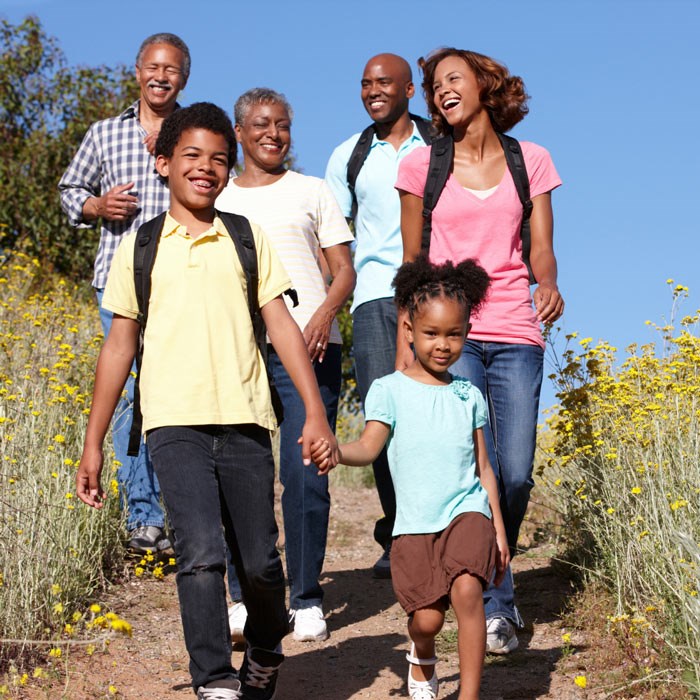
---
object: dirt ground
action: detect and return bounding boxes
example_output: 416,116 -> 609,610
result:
20,484 -> 596,700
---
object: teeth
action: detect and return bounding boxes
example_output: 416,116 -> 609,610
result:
192,180 -> 212,188
444,99 -> 459,109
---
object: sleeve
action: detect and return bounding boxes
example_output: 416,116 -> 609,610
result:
394,146 -> 430,197
58,124 -> 102,228
316,179 -> 354,248
522,142 -> 562,199
101,234 -> 139,319
251,222 -> 293,308
364,378 -> 396,429
470,386 -> 488,430
324,142 -> 354,218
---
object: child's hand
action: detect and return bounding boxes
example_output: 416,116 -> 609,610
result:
493,530 -> 510,587
308,437 -> 336,475
76,445 -> 106,509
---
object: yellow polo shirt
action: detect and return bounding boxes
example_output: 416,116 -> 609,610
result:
103,213 -> 292,432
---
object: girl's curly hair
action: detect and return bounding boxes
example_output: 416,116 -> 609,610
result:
418,48 -> 529,135
393,254 -> 490,320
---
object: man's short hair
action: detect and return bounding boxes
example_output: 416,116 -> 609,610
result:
136,33 -> 191,81
234,88 -> 294,126
155,102 -> 237,170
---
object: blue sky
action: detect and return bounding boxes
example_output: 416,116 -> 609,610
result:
2,0 -> 697,411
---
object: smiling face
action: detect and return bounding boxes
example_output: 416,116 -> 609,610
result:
405,295 -> 470,382
432,55 -> 484,129
235,101 -> 291,174
360,54 -> 414,124
136,43 -> 187,114
156,127 -> 229,218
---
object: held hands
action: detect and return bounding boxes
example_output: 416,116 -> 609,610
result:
533,282 -> 564,324
308,437 -> 340,475
76,445 -> 106,509
95,182 -> 139,222
297,416 -> 339,475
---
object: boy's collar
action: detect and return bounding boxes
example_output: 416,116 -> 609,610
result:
162,211 -> 225,238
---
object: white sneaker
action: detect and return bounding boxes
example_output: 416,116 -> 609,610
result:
289,605 -> 329,641
486,616 -> 519,654
228,601 -> 247,644
196,680 -> 242,699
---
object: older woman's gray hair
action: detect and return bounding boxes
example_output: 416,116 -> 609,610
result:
234,88 -> 294,126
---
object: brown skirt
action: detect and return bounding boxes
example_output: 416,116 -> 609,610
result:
390,512 -> 497,614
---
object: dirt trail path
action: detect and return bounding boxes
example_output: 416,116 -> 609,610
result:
27,485 -> 590,700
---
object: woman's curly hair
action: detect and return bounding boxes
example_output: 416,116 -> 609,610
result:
418,48 -> 529,135
393,254 -> 490,320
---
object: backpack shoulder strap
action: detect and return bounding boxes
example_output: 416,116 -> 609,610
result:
345,125 -> 376,221
497,133 -> 536,284
128,211 -> 167,456
421,134 -> 453,252
133,211 -> 167,327
409,113 -> 435,144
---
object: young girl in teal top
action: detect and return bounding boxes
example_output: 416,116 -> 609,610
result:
312,255 -> 509,700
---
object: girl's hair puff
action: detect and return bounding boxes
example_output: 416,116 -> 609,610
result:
393,254 -> 490,320
418,48 -> 529,135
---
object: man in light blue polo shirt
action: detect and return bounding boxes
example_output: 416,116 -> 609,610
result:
325,53 -> 431,578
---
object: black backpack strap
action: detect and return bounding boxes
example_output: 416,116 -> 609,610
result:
497,133 -> 535,284
409,113 -> 434,144
127,211 -> 167,456
421,134 -> 453,253
345,125 -> 375,222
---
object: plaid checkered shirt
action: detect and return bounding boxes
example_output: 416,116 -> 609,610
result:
59,100 -> 174,288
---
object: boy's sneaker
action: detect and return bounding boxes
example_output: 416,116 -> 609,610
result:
228,601 -> 248,644
196,679 -> 242,699
239,646 -> 284,700
372,541 -> 392,579
289,605 -> 329,641
486,616 -> 519,654
128,525 -> 171,553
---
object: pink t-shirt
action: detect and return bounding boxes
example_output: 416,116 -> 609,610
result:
396,141 -> 561,348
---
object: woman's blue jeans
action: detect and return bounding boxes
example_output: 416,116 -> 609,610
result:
228,344 -> 341,610
148,424 -> 288,690
452,340 -> 544,625
95,290 -> 164,530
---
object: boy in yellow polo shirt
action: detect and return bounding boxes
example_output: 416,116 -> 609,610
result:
76,102 -> 339,700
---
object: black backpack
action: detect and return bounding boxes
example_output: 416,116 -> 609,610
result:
126,210 -> 296,456
421,132 -> 536,284
345,113 -> 434,221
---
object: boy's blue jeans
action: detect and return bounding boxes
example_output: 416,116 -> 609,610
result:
228,345 -> 341,610
147,424 -> 289,690
452,340 -> 544,626
95,290 -> 164,530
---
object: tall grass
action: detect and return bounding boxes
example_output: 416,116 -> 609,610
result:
0,254 -> 125,665
540,284 -> 700,691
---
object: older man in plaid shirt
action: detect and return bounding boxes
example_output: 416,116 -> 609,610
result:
59,32 -> 190,554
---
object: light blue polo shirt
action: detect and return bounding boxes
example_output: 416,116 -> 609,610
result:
325,121 -> 428,313
365,372 -> 492,536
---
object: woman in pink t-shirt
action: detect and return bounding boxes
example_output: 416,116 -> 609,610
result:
395,48 -> 564,660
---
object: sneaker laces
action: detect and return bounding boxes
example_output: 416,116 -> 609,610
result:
243,651 -> 279,689
197,687 -> 242,700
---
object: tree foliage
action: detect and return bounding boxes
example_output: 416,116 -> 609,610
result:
0,16 -> 139,279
